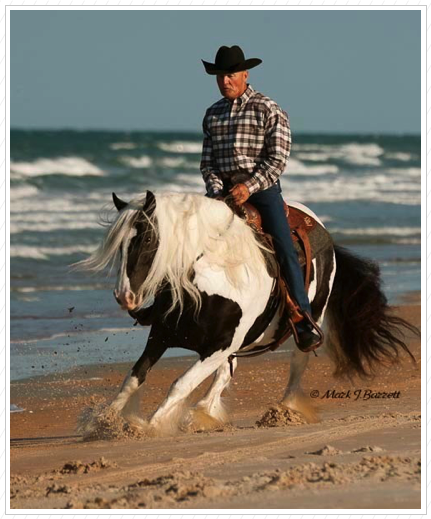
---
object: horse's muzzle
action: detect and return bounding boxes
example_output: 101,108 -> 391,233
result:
113,289 -> 139,311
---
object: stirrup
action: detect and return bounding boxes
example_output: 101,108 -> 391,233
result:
288,310 -> 324,355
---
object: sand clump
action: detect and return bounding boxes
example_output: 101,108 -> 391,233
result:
256,405 -> 307,428
352,446 -> 384,453
63,455 -> 421,509
56,457 -> 117,475
77,403 -> 151,441
67,471 -> 227,509
307,445 -> 343,456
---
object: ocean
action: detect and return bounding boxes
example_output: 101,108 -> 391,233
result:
10,130 -> 421,381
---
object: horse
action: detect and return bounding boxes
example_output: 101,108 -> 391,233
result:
76,190 -> 417,436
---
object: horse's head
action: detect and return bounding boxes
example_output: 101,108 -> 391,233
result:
112,190 -> 158,311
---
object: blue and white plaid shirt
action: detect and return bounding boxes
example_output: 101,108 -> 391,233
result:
200,84 -> 291,197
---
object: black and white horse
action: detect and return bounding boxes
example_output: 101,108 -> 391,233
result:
77,191 -> 417,435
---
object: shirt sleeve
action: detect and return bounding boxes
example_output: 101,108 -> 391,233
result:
243,107 -> 291,195
200,114 -> 224,197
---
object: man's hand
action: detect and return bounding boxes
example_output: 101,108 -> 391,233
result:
230,183 -> 250,205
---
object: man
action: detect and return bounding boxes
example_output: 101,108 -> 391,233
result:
200,45 -> 322,352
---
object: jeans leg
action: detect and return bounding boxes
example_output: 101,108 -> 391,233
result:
248,185 -> 312,319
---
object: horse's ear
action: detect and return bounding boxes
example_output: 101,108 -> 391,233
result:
143,190 -> 156,215
112,192 -> 128,211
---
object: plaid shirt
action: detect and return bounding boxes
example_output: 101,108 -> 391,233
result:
200,84 -> 291,197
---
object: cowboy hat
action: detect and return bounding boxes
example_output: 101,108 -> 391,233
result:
202,45 -> 262,75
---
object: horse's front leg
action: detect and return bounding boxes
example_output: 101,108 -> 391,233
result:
110,334 -> 166,417
78,331 -> 167,439
189,358 -> 238,429
149,350 -> 234,433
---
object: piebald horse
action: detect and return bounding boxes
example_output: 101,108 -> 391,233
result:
77,191 -> 417,436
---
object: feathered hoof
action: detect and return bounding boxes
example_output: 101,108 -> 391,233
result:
280,393 -> 320,424
185,408 -> 227,432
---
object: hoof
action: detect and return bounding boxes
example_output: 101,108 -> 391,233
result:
185,408 -> 227,432
280,393 -> 320,424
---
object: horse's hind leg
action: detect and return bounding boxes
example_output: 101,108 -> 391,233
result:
190,358 -> 237,430
280,348 -> 319,423
280,250 -> 335,424
280,308 -> 330,423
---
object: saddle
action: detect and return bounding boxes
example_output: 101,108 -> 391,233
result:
228,200 -> 316,308
241,201 -> 316,293
225,198 -> 323,366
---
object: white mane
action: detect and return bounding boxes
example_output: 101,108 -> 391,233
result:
78,192 -> 270,314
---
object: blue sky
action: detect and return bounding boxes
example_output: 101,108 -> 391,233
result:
11,9 -> 420,134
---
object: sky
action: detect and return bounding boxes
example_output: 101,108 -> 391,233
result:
10,9 -> 421,134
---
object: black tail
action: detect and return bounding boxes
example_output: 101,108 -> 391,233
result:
326,245 -> 419,378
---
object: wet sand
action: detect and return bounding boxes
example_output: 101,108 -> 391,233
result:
10,300 -> 421,510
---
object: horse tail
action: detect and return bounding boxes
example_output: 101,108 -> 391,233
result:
325,244 -> 419,379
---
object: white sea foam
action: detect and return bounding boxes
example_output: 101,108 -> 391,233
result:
287,158 -> 339,175
294,152 -> 334,162
158,157 -> 186,168
13,284 -> 107,293
120,155 -> 152,168
175,173 -> 205,186
10,244 -> 97,260
385,167 -> 421,177
340,143 -> 384,166
280,172 -> 420,205
330,226 -> 421,237
293,142 -> 385,166
397,238 -> 421,245
158,182 -> 202,194
10,326 -> 136,344
10,185 -> 39,200
11,196 -> 108,215
110,142 -> 137,150
385,152 -> 414,162
158,141 -> 202,154
11,157 -> 104,177
11,219 -> 102,234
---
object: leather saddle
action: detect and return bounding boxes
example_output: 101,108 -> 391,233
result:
231,200 -> 317,294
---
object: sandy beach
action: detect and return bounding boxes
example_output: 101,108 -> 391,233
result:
10,299 -> 421,510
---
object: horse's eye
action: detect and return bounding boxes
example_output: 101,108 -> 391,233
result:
145,237 -> 151,244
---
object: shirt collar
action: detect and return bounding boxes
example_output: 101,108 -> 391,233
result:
238,84 -> 254,105
223,84 -> 254,106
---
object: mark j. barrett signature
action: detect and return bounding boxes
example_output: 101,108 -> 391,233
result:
309,389 -> 401,401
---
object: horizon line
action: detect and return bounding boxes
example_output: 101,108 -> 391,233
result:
10,127 -> 421,138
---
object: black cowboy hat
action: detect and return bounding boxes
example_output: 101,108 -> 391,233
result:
202,45 -> 262,75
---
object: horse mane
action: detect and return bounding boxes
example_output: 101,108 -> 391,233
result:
73,194 -> 149,273
77,192 -> 270,314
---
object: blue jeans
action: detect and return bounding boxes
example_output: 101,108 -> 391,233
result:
248,182 -> 312,327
